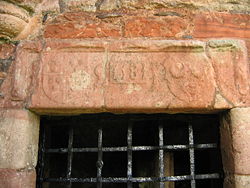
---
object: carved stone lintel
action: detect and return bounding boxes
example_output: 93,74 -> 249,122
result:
22,39 -> 249,113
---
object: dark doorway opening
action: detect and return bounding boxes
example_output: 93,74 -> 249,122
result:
37,114 -> 223,188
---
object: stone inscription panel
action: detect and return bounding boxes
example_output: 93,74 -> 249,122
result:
28,40 -> 249,113
105,52 -> 216,110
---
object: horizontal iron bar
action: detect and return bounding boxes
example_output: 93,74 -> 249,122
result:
41,173 -> 221,183
45,144 -> 217,153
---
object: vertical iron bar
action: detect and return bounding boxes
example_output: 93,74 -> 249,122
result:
97,128 -> 103,188
127,121 -> 133,188
159,120 -> 164,188
67,126 -> 74,188
37,125 -> 46,188
189,124 -> 196,188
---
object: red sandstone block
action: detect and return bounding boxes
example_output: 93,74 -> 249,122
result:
44,12 -> 122,39
27,39 -> 249,113
29,39 -> 219,112
0,169 -> 36,188
45,22 -> 121,38
124,16 -> 188,38
194,12 -> 250,38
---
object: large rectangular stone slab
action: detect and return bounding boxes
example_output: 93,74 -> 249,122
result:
22,39 -> 249,114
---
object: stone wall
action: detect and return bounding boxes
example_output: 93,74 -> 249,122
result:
0,0 -> 249,187
0,0 -> 249,113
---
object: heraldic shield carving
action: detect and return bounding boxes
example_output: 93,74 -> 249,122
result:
41,52 -> 104,105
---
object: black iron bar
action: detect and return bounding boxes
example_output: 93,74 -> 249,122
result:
159,120 -> 164,188
127,121 -> 133,188
66,126 -> 74,188
45,143 -> 218,153
37,124 -> 46,188
42,173 -> 221,183
189,124 -> 196,188
97,128 -> 103,188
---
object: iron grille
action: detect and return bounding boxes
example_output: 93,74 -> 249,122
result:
37,114 -> 223,188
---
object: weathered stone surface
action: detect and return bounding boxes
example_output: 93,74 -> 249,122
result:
0,1 -> 30,39
0,1 -> 43,40
104,41 -> 215,111
0,14 -> 27,39
36,0 -> 60,13
98,0 -> 122,11
15,15 -> 42,41
208,40 -> 250,107
0,1 -> 30,23
0,169 -> 36,188
224,175 -> 250,188
12,0 -> 42,3
0,44 -> 15,82
220,108 -> 250,175
121,0 -> 250,13
25,39 -> 249,113
40,0 -> 250,13
56,0 -> 96,12
43,10 -> 250,40
44,12 -> 122,39
124,16 -> 188,38
0,44 -> 16,106
246,39 -> 250,61
0,44 -> 16,60
0,109 -> 39,169
12,0 -> 43,11
11,41 -> 42,101
31,40 -> 105,112
234,175 -> 250,188
44,11 -> 189,39
0,63 -> 26,109
0,61 -> 13,94
0,1 -> 248,41
101,0 -> 249,12
194,12 -> 250,38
